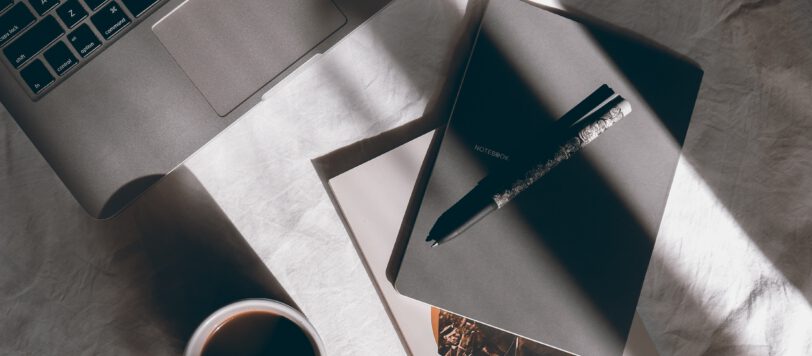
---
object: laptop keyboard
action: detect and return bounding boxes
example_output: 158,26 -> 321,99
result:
1,0 -> 165,96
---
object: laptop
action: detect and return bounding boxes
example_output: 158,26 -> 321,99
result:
0,0 -> 391,218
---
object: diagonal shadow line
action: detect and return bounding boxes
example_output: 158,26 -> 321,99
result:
321,0 -> 767,353
0,162 -> 297,354
379,5 -> 755,354
312,0 -> 486,180
468,1 -> 811,353
327,0 -> 483,133
536,1 -> 812,308
100,166 -> 298,352
427,29 -> 683,355
309,3 -> 487,354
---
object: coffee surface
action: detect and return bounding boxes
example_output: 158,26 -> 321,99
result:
202,311 -> 316,356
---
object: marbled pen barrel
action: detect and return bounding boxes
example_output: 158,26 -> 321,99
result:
492,99 -> 632,208
427,98 -> 632,247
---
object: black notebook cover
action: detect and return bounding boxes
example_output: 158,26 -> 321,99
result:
389,1 -> 702,355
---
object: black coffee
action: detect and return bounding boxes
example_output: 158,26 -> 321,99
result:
202,311 -> 316,356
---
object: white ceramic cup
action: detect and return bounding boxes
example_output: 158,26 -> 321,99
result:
184,299 -> 325,356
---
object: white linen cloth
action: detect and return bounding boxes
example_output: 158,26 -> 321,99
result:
0,0 -> 468,354
558,0 -> 812,355
1,0 -> 811,355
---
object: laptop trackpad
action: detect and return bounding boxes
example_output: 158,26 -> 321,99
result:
153,0 -> 346,116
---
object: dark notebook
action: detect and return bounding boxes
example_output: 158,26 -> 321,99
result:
389,1 -> 702,355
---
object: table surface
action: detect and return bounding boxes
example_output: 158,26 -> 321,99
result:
2,0 -> 812,355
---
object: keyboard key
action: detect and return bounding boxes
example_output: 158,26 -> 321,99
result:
57,0 -> 87,28
121,0 -> 158,17
44,41 -> 76,75
0,2 -> 36,47
91,2 -> 129,40
28,0 -> 60,16
82,0 -> 106,11
0,0 -> 14,13
3,16 -> 64,68
67,23 -> 99,57
20,59 -> 55,94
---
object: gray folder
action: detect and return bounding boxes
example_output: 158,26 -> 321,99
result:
390,1 -> 702,355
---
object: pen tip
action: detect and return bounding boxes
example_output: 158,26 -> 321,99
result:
430,241 -> 439,248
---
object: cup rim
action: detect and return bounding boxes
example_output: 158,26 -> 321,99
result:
184,298 -> 325,356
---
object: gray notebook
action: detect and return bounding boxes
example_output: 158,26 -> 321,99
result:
389,1 -> 702,355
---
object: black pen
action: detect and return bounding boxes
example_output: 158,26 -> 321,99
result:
426,96 -> 632,247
